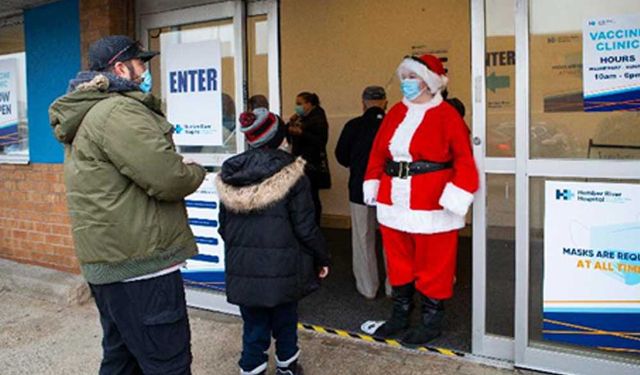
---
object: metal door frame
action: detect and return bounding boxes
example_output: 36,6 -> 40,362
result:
512,0 -> 640,373
138,0 -> 280,314
470,0 -> 516,362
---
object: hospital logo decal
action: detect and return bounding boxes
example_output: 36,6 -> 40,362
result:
556,189 -> 575,201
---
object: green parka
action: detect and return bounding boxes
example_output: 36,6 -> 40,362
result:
49,72 -> 205,284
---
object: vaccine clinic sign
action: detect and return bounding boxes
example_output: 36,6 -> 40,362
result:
0,58 -> 19,146
181,173 -> 226,291
543,181 -> 640,352
583,14 -> 640,111
163,40 -> 223,146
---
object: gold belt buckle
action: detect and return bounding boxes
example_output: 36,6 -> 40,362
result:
398,162 -> 410,179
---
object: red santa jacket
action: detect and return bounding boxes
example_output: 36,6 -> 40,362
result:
363,94 -> 478,234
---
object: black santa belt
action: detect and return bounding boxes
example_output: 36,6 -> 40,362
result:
384,159 -> 452,179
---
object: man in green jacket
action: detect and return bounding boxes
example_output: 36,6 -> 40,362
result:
49,35 -> 205,375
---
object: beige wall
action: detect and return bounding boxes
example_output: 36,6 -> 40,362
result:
0,24 -> 24,55
280,0 -> 472,218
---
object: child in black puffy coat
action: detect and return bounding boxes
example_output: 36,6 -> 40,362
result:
216,108 -> 330,375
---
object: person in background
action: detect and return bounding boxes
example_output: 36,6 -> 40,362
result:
360,54 -> 478,346
248,94 -> 270,111
335,85 -> 391,300
442,88 -> 466,118
49,35 -> 205,374
217,107 -> 330,375
287,92 -> 331,224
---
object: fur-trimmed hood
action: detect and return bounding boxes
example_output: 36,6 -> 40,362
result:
216,149 -> 306,213
49,72 -> 161,144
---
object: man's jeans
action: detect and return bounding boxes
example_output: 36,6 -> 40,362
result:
90,271 -> 192,375
239,302 -> 299,372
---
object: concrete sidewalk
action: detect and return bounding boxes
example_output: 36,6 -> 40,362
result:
0,289 -> 538,375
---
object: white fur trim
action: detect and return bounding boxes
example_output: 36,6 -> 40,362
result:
391,177 -> 412,208
216,157 -> 306,213
387,94 -> 442,208
240,362 -> 268,375
438,182 -> 474,217
397,58 -> 447,93
276,349 -> 300,367
376,203 -> 465,234
363,179 -> 380,206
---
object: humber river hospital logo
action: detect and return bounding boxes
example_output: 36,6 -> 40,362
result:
556,189 -> 575,201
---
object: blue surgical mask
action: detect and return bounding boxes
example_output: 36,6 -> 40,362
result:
400,79 -> 423,101
295,105 -> 305,116
139,69 -> 152,93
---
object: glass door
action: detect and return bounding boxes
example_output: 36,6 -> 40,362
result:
471,0 -> 517,362
514,0 -> 640,373
139,0 -> 280,313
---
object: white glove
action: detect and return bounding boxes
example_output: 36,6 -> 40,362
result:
363,180 -> 380,206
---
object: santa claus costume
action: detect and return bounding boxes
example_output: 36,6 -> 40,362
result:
360,54 -> 478,345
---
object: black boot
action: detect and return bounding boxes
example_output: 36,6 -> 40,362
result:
371,283 -> 414,338
401,294 -> 444,346
275,361 -> 303,375
276,352 -> 303,375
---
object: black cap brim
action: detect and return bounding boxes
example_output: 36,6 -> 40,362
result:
137,50 -> 159,62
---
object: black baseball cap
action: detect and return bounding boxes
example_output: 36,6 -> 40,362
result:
362,86 -> 386,100
89,35 -> 159,71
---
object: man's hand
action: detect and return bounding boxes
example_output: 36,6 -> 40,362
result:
182,158 -> 199,165
288,125 -> 303,136
318,266 -> 329,279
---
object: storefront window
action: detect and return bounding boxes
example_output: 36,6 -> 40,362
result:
248,15 -> 269,103
486,174 -> 515,337
0,21 -> 29,163
529,176 -> 640,363
148,18 -> 237,165
530,0 -> 640,160
486,0 -> 516,158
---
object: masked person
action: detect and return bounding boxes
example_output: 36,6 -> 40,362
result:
360,55 -> 478,346
217,108 -> 330,375
49,35 -> 205,374
287,92 -> 331,224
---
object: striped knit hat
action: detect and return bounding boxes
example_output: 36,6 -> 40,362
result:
239,107 -> 284,149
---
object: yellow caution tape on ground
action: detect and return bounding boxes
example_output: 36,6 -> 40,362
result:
296,323 -> 464,357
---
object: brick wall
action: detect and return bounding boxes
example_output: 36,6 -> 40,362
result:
0,164 -> 78,273
79,0 -> 135,69
0,0 -> 137,274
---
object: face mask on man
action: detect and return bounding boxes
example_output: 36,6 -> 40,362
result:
400,78 -> 424,101
138,69 -> 152,93
294,105 -> 305,116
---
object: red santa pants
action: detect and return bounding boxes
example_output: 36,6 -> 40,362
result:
380,225 -> 458,300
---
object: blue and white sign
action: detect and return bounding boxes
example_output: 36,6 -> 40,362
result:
181,173 -> 226,291
544,181 -> 640,353
163,39 -> 223,146
583,14 -> 640,111
0,58 -> 19,146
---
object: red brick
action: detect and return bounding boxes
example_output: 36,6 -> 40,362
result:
26,232 -> 45,243
50,224 -> 70,236
45,235 -> 65,245
12,230 -> 28,240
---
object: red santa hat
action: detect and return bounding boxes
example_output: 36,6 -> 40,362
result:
396,54 -> 448,94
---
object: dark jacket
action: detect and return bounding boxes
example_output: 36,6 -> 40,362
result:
216,148 -> 330,308
289,106 -> 331,189
335,106 -> 385,204
49,72 -> 205,284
